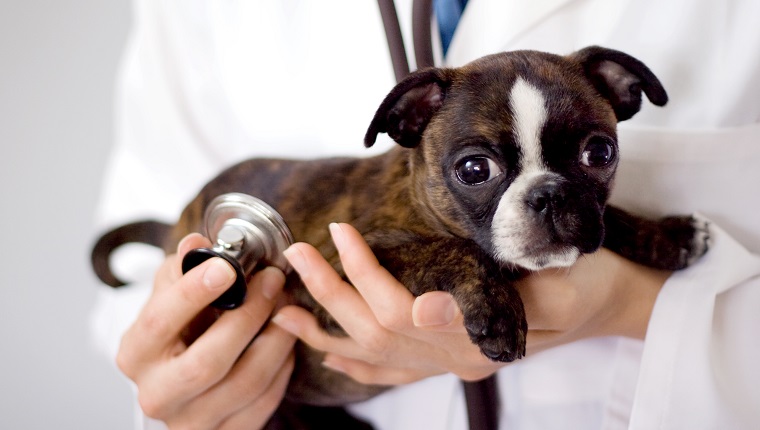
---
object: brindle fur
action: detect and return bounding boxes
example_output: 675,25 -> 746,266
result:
171,148 -> 527,404
92,47 -> 709,429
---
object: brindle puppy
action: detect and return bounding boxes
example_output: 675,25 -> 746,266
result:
92,47 -> 710,428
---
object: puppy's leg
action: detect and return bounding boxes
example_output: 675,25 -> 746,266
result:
603,205 -> 711,270
366,231 -> 527,362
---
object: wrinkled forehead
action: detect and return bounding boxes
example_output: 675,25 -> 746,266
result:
441,52 -> 617,142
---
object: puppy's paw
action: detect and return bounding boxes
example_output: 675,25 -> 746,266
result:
683,215 -> 711,265
462,299 -> 527,363
661,215 -> 711,269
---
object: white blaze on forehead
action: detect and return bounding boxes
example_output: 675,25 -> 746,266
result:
489,77 -> 579,270
509,77 -> 547,171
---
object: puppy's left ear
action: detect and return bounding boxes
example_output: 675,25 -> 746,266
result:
572,46 -> 668,121
365,68 -> 453,148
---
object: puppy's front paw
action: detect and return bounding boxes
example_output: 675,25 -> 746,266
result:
661,215 -> 711,269
683,216 -> 711,266
462,297 -> 527,362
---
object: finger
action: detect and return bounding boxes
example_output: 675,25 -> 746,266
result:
187,267 -> 285,356
152,253 -> 180,295
119,256 -> 237,372
328,223 -> 416,332
177,233 -> 212,258
153,233 -> 215,293
218,352 -> 295,430
411,291 -> 467,333
272,305 -> 380,362
221,324 -> 296,404
275,303 -> 498,382
177,323 -> 297,429
322,353 -> 440,386
138,267 -> 286,417
177,266 -> 286,382
280,242 -> 470,365
282,243 -> 386,343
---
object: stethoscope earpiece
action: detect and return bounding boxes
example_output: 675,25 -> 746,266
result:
181,193 -> 294,310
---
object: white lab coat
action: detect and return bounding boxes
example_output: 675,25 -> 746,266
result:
91,0 -> 760,429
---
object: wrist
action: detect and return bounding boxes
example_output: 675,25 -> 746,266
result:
614,261 -> 670,340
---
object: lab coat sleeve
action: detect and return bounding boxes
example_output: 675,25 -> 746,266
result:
94,1 -> 241,233
89,2 -> 234,428
89,0 -> 254,356
630,222 -> 760,429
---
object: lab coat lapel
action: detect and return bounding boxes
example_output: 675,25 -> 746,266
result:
446,0 -> 575,65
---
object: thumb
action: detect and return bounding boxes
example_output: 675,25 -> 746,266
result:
412,292 -> 466,333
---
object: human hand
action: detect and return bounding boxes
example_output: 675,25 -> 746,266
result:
273,223 -> 669,386
511,247 -> 670,355
272,223 -> 505,384
116,233 -> 296,430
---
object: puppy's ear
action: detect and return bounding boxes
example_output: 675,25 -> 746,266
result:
572,46 -> 668,121
365,68 -> 453,148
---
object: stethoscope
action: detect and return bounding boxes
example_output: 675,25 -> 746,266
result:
182,2 -> 500,428
378,3 -> 500,429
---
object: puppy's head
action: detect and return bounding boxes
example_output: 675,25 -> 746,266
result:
365,47 -> 667,270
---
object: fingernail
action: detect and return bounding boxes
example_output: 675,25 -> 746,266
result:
413,293 -> 457,327
271,313 -> 300,335
177,233 -> 204,255
329,222 -> 345,249
321,358 -> 347,374
258,267 -> 284,301
283,246 -> 308,275
203,258 -> 235,290
177,235 -> 192,254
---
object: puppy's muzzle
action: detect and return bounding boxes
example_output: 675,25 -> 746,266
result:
527,178 -> 603,255
526,181 -> 567,216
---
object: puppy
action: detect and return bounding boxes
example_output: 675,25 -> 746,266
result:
92,46 -> 710,427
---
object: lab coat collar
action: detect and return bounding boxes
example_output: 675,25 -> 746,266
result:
445,0 -> 575,65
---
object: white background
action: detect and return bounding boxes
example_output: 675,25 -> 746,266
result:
0,0 -> 134,428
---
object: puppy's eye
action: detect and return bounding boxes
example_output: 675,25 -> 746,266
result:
455,157 -> 503,185
580,136 -> 616,167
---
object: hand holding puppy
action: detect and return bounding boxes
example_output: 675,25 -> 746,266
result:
274,223 -> 669,386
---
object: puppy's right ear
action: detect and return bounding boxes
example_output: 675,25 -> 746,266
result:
365,68 -> 453,148
571,46 -> 668,121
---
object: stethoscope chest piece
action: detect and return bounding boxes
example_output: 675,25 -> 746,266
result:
181,193 -> 294,309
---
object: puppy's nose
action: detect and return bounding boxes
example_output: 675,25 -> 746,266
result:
526,182 -> 566,214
